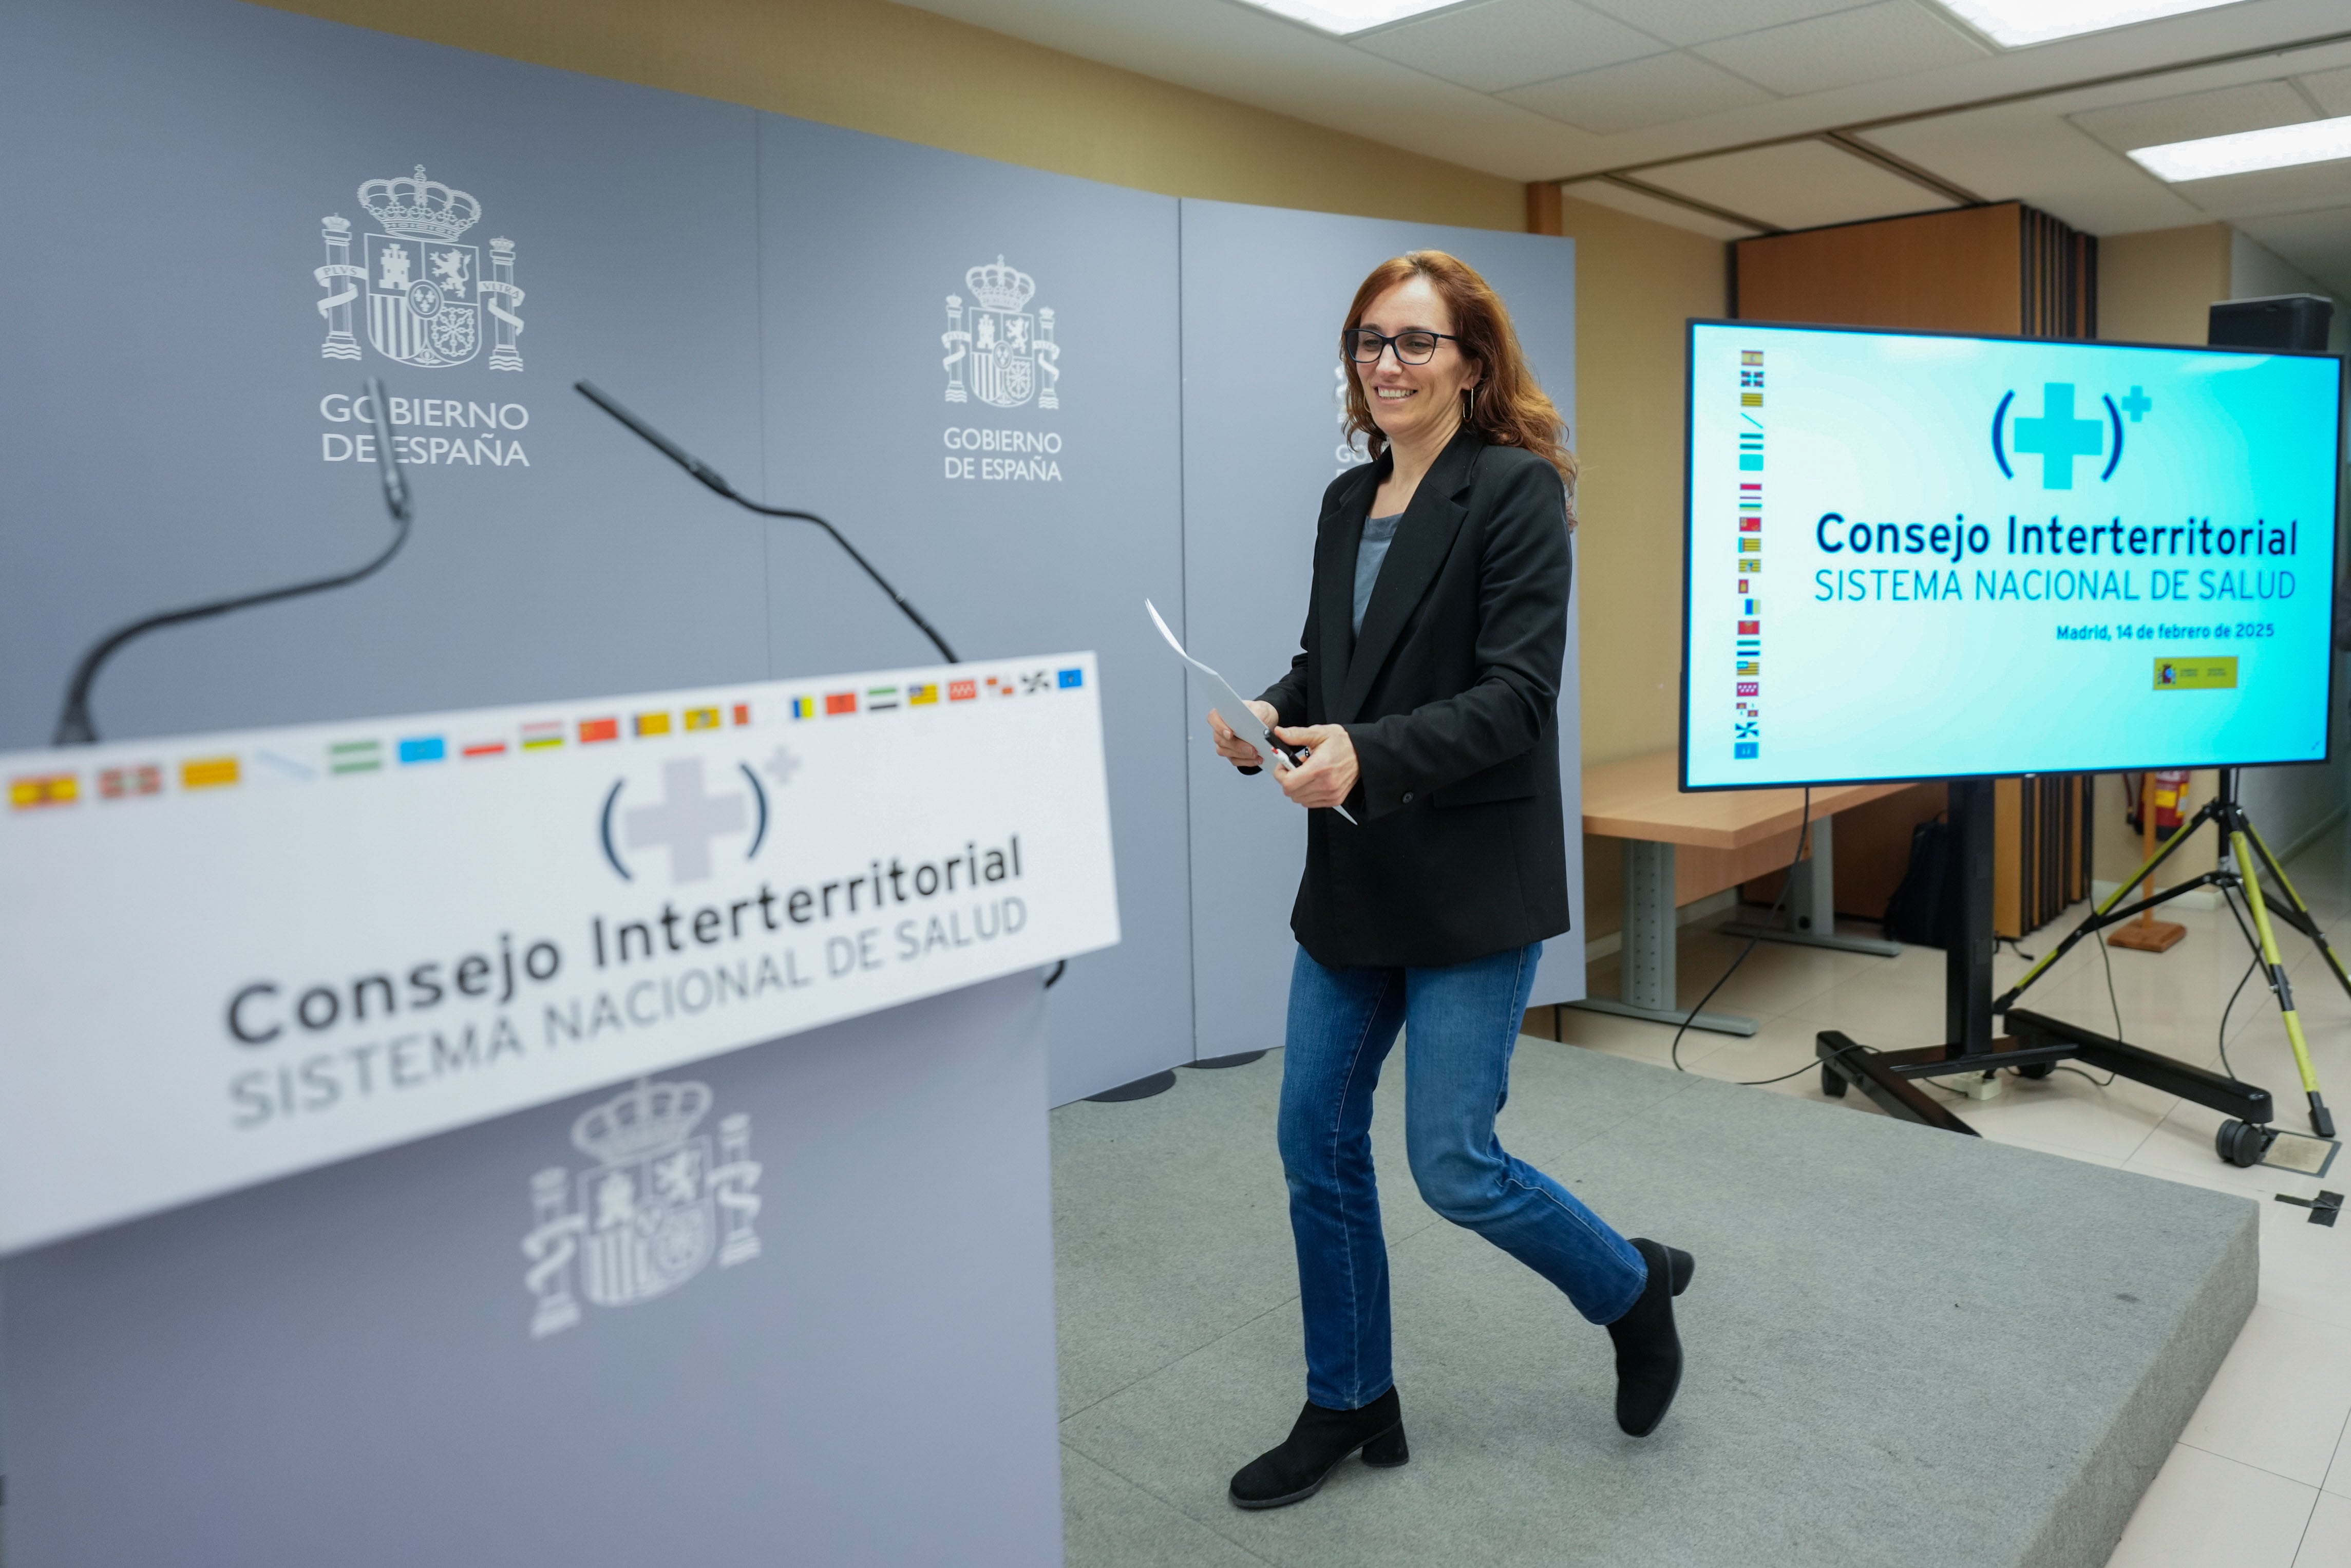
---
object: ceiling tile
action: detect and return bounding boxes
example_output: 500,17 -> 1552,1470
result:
2297,66 -> 2351,117
883,0 -> 1619,181
1691,0 -> 1988,97
2164,157 -> 2351,223
1559,177 -> 1765,238
895,0 -> 2351,183
1638,138 -> 1959,230
2232,204 -> 2351,298
1577,0 -> 1875,47
1865,106 -> 2207,234
2069,81 -> 2314,154
1348,0 -> 1665,93
1503,50 -> 1776,133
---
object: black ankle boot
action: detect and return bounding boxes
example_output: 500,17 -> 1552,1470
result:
1228,1387 -> 1408,1509
1606,1237 -> 1694,1437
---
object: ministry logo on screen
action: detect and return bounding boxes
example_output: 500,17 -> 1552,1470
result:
1991,381 -> 2143,490
942,256 -> 1060,409
520,1076 -> 763,1338
311,165 -> 525,371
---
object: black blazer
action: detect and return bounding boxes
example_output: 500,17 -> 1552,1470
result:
1259,428 -> 1572,970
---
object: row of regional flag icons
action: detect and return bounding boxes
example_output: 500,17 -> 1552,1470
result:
791,668 -> 1078,718
1732,348 -> 1763,762
9,665 -> 1087,813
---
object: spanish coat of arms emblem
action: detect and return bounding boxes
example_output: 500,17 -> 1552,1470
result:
943,256 -> 1059,409
519,1076 -> 761,1337
313,165 -> 524,371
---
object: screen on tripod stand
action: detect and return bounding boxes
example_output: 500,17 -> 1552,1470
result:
1682,320 -> 2344,790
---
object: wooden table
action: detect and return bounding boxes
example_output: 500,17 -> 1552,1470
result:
1576,752 -> 1912,1035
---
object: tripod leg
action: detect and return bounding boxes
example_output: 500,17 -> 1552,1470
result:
2247,818 -> 2351,1005
2234,828 -> 2334,1138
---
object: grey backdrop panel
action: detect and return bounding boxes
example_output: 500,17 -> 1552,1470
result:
0,10 -> 1605,1555
0,0 -> 774,749
754,118 -> 1192,1106
0,976 -> 1065,1568
0,8 -> 1065,1563
1177,201 -> 1585,1060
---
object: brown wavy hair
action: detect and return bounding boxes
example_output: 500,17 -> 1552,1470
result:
1341,250 -> 1577,522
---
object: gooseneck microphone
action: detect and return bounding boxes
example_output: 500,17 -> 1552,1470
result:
572,385 -> 1041,975
574,381 -> 959,666
53,376 -> 414,746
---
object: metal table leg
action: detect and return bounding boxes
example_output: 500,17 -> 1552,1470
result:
1569,839 -> 1757,1035
1719,817 -> 1901,957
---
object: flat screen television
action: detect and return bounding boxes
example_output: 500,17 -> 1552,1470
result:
1681,319 -> 2344,790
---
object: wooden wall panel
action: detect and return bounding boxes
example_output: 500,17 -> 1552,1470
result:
1994,778 -> 2024,936
1731,202 -> 2099,939
1733,203 -> 2023,335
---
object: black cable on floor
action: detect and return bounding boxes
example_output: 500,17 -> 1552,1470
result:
1983,891 -> 2120,1093
2095,924 -> 2125,1042
2207,882 -> 2273,1084
2217,951 -> 2260,1085
2068,926 -> 2122,1087
1670,789 -> 1841,1088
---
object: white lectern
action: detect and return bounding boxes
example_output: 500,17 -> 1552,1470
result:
0,653 -> 1118,1566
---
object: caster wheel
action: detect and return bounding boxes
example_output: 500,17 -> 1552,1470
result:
1821,1064 -> 1848,1098
2215,1120 -> 2272,1169
2017,1062 -> 2054,1081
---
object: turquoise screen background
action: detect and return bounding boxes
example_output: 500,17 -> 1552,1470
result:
1684,321 -> 2343,789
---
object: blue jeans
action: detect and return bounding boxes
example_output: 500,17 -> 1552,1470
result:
1279,941 -> 1647,1410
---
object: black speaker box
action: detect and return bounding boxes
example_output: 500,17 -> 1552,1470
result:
2209,293 -> 2335,351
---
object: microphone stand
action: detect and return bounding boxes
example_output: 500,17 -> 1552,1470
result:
570,384 -> 1060,981
573,381 -> 959,666
53,377 -> 415,746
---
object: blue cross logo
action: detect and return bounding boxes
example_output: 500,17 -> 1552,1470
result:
2011,383 -> 2103,490
1994,383 -> 2126,489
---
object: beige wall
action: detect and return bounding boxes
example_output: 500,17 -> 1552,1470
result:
254,0 -> 1523,228
1539,192 -> 1729,937
1545,193 -> 1728,766
2091,224 -> 2236,895
2101,224 -> 2231,350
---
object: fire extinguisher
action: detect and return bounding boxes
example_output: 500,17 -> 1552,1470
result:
2125,769 -> 2192,838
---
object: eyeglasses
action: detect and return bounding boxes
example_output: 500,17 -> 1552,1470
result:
1342,327 -> 1458,366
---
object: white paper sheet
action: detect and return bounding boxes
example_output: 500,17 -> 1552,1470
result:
1146,598 -> 1355,825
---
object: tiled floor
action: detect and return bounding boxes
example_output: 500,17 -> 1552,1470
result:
1557,823 -> 2351,1568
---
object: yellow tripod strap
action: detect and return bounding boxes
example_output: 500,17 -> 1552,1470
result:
2234,828 -> 2323,1097
2248,819 -> 2351,997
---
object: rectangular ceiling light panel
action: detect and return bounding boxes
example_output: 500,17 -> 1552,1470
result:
2131,116 -> 2351,182
1231,0 -> 1470,37
1932,0 -> 2243,48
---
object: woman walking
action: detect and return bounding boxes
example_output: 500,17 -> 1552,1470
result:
1210,251 -> 1693,1511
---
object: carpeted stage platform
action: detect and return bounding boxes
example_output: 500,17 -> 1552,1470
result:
1052,1038 -> 2256,1568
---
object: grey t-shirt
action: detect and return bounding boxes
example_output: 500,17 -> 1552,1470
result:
1354,512 -> 1403,635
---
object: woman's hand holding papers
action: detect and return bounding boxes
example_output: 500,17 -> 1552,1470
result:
1209,704 -> 1359,812
1209,702 -> 1280,769
1273,725 -> 1358,810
